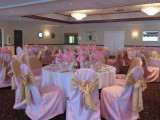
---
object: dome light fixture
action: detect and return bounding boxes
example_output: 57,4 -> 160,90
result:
71,13 -> 87,20
141,6 -> 160,16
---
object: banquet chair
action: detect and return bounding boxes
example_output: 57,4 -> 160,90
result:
137,53 -> 159,82
11,59 -> 26,109
36,51 -> 42,61
101,66 -> 145,120
116,57 -> 142,86
29,56 -> 42,76
20,63 -> 64,120
107,48 -> 121,73
29,56 -> 42,86
42,49 -> 52,65
51,47 -> 58,62
0,55 -> 12,88
66,69 -> 100,120
102,47 -> 110,64
151,51 -> 159,58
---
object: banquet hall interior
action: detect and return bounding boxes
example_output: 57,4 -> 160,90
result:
0,0 -> 160,120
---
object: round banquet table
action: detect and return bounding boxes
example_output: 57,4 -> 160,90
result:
42,64 -> 116,109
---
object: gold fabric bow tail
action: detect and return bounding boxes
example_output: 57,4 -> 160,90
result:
19,72 -> 37,105
1,57 -> 12,82
124,73 -> 147,113
7,69 -> 16,90
71,74 -> 99,112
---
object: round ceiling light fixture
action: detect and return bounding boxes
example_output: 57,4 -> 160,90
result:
141,6 -> 160,16
71,13 -> 87,20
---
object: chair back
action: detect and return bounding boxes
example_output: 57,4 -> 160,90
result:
151,51 -> 158,58
29,56 -> 42,70
11,60 -> 21,87
20,64 -> 42,105
127,48 -> 133,53
115,48 -> 121,60
36,51 -> 41,60
0,53 -> 12,62
102,47 -> 110,64
119,66 -> 144,114
17,52 -> 29,66
127,57 -> 142,74
137,53 -> 147,66
67,68 -> 100,120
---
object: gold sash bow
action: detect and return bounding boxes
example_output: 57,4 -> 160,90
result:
7,69 -> 16,90
71,74 -> 99,112
124,73 -> 146,113
19,72 -> 37,105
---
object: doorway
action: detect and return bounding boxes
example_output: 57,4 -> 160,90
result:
0,29 -> 3,47
104,31 -> 125,56
14,30 -> 23,54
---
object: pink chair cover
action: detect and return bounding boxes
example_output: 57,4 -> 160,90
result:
0,53 -> 11,62
29,57 -> 42,87
66,69 -> 100,120
101,66 -> 144,120
0,54 -> 12,87
32,68 -> 42,87
116,57 -> 142,86
20,64 -> 64,120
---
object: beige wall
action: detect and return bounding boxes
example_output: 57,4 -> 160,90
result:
0,20 -> 64,52
1,20 -> 160,53
62,22 -> 160,47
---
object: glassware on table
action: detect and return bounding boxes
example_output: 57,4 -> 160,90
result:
80,62 -> 85,69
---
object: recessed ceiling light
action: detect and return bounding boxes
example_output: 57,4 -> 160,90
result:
69,2 -> 72,5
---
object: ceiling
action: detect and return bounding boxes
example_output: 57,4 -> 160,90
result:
0,0 -> 160,25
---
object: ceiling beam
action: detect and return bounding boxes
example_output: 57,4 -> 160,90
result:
23,15 -> 71,24
23,15 -> 160,24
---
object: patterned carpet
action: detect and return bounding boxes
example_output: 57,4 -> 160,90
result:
0,82 -> 160,120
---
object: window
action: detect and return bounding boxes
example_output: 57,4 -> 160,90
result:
69,36 -> 75,43
142,31 -> 159,42
64,33 -> 78,44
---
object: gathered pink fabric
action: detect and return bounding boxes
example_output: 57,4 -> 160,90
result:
101,66 -> 144,120
77,52 -> 87,63
20,64 -> 64,120
66,69 -> 100,120
63,51 -> 75,63
55,49 -> 64,63
92,51 -> 103,63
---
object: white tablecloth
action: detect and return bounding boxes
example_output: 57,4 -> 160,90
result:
42,64 -> 116,108
149,57 -> 160,67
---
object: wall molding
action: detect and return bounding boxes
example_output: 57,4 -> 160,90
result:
124,45 -> 160,47
5,43 -> 104,46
